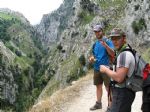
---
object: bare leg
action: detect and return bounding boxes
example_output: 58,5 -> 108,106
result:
96,84 -> 103,102
90,84 -> 103,110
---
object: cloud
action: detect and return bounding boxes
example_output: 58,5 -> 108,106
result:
0,0 -> 63,25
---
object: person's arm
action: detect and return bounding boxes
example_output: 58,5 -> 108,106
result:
100,65 -> 128,83
100,51 -> 132,83
101,41 -> 115,58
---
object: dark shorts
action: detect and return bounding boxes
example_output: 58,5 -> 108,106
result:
93,70 -> 110,87
109,87 -> 135,112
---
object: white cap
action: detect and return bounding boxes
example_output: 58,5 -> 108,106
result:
93,24 -> 103,31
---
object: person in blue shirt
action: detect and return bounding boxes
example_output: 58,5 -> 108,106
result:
89,24 -> 114,111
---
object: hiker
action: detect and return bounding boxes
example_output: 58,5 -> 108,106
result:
142,64 -> 150,112
100,28 -> 136,112
89,24 -> 114,111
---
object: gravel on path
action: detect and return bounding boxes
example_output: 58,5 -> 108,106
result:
30,71 -> 142,112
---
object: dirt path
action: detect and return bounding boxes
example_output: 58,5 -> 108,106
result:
31,71 -> 142,112
61,72 -> 142,112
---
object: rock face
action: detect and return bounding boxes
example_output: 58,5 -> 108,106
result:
35,0 -> 102,100
121,0 -> 150,49
36,0 -> 75,47
0,41 -> 15,64
1,0 -> 150,111
36,0 -> 100,48
0,8 -> 42,111
35,0 -> 150,101
0,8 -> 30,25
0,41 -> 17,105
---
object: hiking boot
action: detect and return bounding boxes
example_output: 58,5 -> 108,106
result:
90,102 -> 102,111
105,107 -> 111,112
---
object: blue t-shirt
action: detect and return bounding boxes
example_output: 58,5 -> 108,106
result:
92,37 -> 114,71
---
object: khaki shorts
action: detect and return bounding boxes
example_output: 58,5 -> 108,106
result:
93,70 -> 110,87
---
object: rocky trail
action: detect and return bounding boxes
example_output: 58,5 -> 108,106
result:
31,71 -> 142,112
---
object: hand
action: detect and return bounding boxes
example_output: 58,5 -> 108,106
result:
100,65 -> 108,73
100,40 -> 107,48
89,56 -> 95,63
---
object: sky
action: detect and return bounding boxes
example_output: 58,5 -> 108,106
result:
0,0 -> 63,25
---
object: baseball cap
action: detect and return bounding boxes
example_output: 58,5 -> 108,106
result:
93,24 -> 103,32
109,28 -> 124,37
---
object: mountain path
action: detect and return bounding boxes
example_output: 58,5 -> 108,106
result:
31,71 -> 142,112
59,71 -> 142,112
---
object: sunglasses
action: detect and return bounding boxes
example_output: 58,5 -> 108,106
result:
111,36 -> 122,41
94,30 -> 102,33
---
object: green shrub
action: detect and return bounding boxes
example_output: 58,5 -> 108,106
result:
66,73 -> 78,83
15,50 -> 22,57
132,18 -> 147,34
134,4 -> 140,11
79,54 -> 86,66
78,11 -> 94,25
83,31 -> 87,38
57,43 -> 63,51
0,19 -> 11,43
132,21 -> 139,34
6,44 -> 15,52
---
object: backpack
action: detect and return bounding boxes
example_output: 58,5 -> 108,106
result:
114,44 -> 150,92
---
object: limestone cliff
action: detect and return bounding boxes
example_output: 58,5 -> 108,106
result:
35,0 -> 150,103
0,8 -> 43,111
0,41 -> 17,105
1,0 -> 150,111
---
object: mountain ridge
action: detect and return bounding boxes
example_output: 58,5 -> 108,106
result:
0,0 -> 150,111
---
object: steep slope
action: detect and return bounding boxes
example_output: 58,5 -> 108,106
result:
32,0 -> 150,110
0,41 -> 16,107
1,0 -> 150,111
35,0 -> 103,101
34,0 -> 128,101
119,0 -> 150,53
0,8 -> 44,112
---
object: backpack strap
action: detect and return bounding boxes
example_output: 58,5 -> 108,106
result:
107,84 -> 112,107
111,44 -> 133,87
92,42 -> 96,55
122,44 -> 142,77
122,44 -> 136,57
113,44 -> 128,71
102,37 -> 109,45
